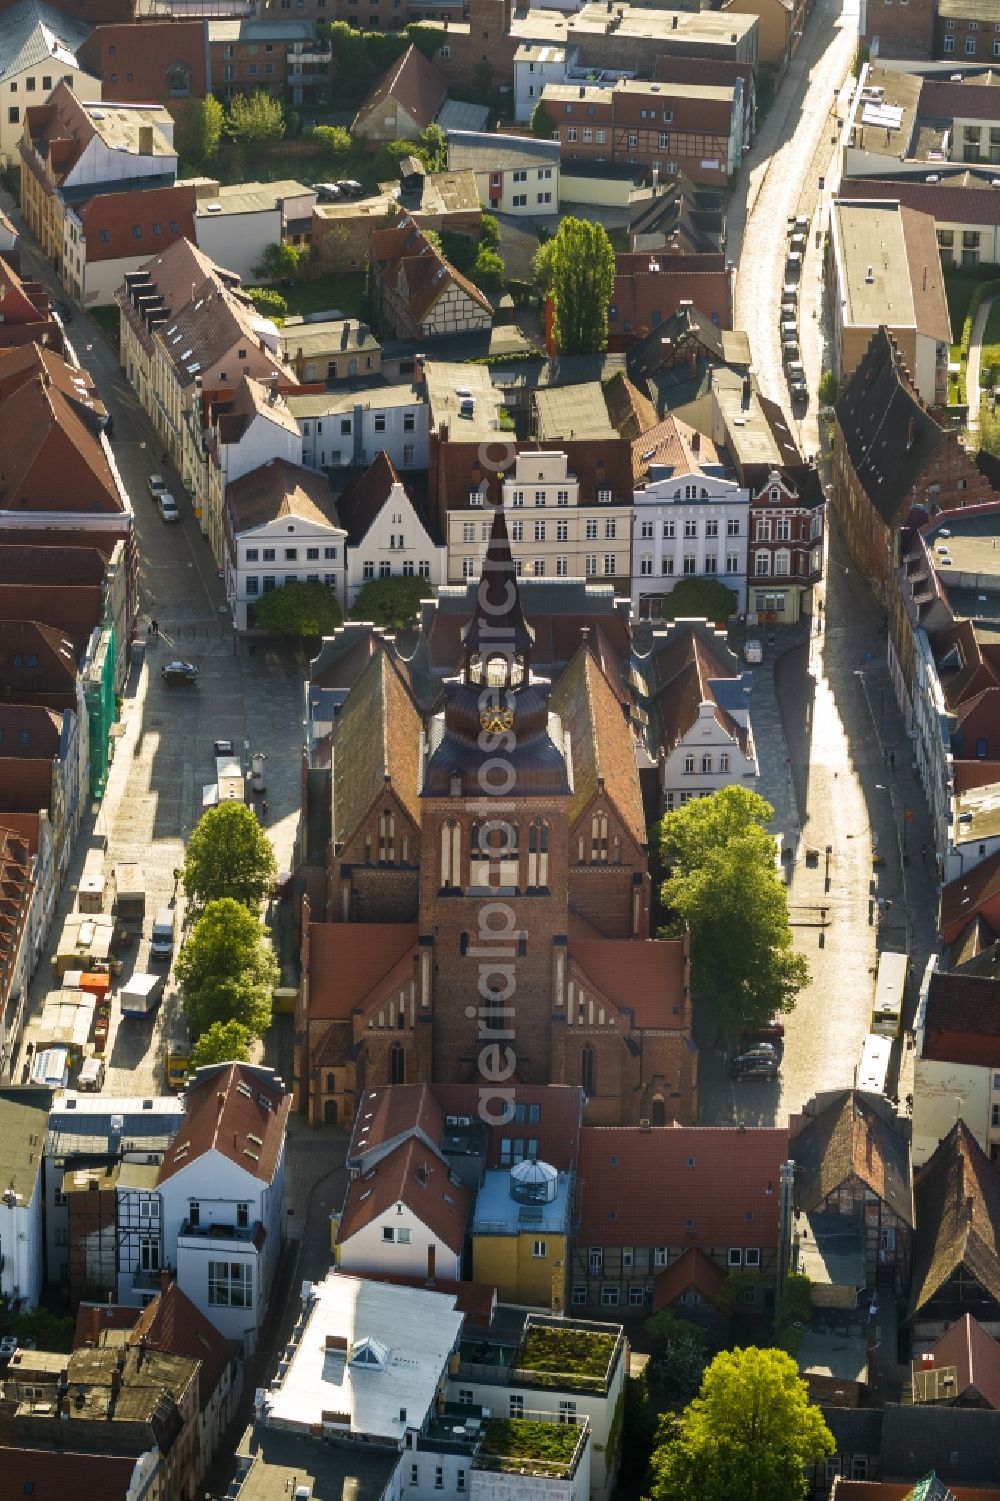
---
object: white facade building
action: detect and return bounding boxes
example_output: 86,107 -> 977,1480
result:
0,1087 -> 51,1308
287,385 -> 429,474
446,130 -> 561,215
0,1 -> 96,167
513,43 -> 569,123
334,1137 -> 469,1280
660,695 -> 758,810
193,180 -> 316,285
631,461 -> 750,618
912,958 -> 1000,1167
339,452 -> 447,609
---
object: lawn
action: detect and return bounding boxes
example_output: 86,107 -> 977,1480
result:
264,272 -> 369,323
479,1419 -> 581,1476
943,263 -> 990,347
980,294 -> 1000,392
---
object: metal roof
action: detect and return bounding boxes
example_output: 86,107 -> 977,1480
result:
0,0 -> 92,82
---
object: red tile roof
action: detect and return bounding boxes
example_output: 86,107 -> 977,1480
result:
917,1313 -> 1000,1411
371,215 -> 492,324
954,760 -> 1000,795
433,1083 -> 584,1172
353,43 -> 447,136
571,937 -> 689,1030
652,1244 -> 728,1311
349,1083 -> 446,1165
337,1135 -> 472,1253
921,969 -> 1000,1064
0,582 -> 102,649
839,174 -> 1000,231
73,1301 -> 141,1349
307,922 -> 419,1021
77,21 -> 209,107
78,184 -> 197,265
549,644 -> 646,844
0,704 -> 63,757
157,1062 -> 290,1186
940,850 -> 1000,944
0,1448 -> 139,1501
577,1124 -> 789,1247
610,250 -> 733,343
133,1278 -> 237,1412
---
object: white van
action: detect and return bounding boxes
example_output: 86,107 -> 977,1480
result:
79,1057 -> 106,1092
150,907 -> 176,961
745,639 -> 763,664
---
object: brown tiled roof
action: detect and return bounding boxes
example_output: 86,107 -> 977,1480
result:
133,1279 -> 237,1412
331,647 -> 422,843
0,760 -> 54,814
226,458 -> 340,534
372,216 -> 492,322
348,1082 -> 445,1165
632,412 -> 722,484
0,620 -> 78,693
0,704 -> 62,757
646,621 -> 748,755
0,581 -> 102,648
0,824 -> 33,988
549,643 -> 645,843
921,79 -> 1000,125
0,1448 -> 139,1501
338,451 -> 403,546
353,43 -> 447,135
789,1090 -> 914,1225
909,1121 -> 1000,1319
940,850 -> 1000,944
157,1063 -> 290,1186
954,760 -> 1000,794
337,1135 -> 472,1253
23,83 -> 175,186
73,1302 -> 141,1349
0,340 -> 107,425
0,377 -> 120,513
603,371 -> 657,441
570,937 -> 688,1030
577,1124 -> 789,1247
610,250 -> 733,340
216,375 -> 300,446
0,255 -> 57,343
838,174 -> 1000,231
918,1313 -> 1000,1411
652,1244 -> 728,1311
77,21 -> 209,106
0,543 -> 108,587
306,922 -> 418,1021
77,184 -> 197,265
921,970 -> 1000,1064
433,1083 -> 584,1171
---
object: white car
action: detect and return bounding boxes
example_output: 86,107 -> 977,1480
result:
148,474 -> 167,499
158,492 -> 180,522
0,1336 -> 17,1358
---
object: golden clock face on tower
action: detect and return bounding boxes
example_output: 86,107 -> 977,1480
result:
480,706 -> 515,735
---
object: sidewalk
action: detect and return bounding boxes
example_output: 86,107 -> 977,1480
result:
966,294 -> 997,434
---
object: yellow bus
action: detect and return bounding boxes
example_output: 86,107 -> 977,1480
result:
165,1015 -> 191,1091
871,951 -> 908,1038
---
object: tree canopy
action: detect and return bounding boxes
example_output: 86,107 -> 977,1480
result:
253,579 -> 343,636
252,241 -> 308,283
182,800 -> 277,911
312,123 -> 352,161
658,786 -> 808,1037
817,370 -> 838,406
174,96 -> 223,172
176,898 -> 277,1040
225,90 -> 285,143
540,218 -> 616,356
647,1347 -> 834,1501
349,575 -> 430,629
660,577 -> 737,623
530,101 -> 555,139
189,1018 -> 253,1069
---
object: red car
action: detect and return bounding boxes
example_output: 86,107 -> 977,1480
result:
740,1016 -> 786,1042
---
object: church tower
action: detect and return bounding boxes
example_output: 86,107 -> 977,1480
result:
420,507 -> 574,1085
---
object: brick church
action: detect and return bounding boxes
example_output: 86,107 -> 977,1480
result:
295,508 -> 698,1129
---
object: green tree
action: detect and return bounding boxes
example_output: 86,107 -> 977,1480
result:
253,579 -> 343,637
817,370 -> 838,406
189,1018 -> 253,1069
645,1310 -> 709,1408
176,899 -> 278,1040
349,574 -> 430,628
658,787 -> 809,1038
253,241 -> 308,283
312,123 -> 352,160
660,577 -> 737,623
479,213 -> 501,252
977,404 -> 1000,459
647,1347 -> 834,1501
174,95 -> 223,170
532,235 -> 557,294
545,218 -> 616,355
473,243 -> 504,291
423,226 -> 444,255
419,122 -> 447,173
182,801 -> 277,911
225,89 -> 286,143
530,100 -> 555,140
246,286 -> 289,320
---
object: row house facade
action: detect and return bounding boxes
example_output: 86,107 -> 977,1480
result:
748,468 -> 824,625
541,76 -> 744,188
630,447 -> 750,617
207,18 -> 331,107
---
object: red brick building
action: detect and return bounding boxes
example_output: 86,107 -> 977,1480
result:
296,509 -> 697,1131
748,466 -> 825,625
861,0 -> 935,60
207,17 -> 331,106
77,20 -> 209,114
608,250 -> 734,352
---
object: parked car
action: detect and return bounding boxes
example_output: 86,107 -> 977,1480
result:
335,179 -> 364,198
791,380 -> 809,406
53,299 -> 73,323
158,492 -> 180,522
315,182 -> 341,201
0,1336 -> 17,1358
782,340 -> 800,365
740,1015 -> 786,1042
148,474 -> 168,500
161,660 -> 198,684
786,360 -> 806,386
730,1043 -> 779,1081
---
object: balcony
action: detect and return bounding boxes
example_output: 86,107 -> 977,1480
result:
132,1266 -> 163,1292
178,1219 -> 260,1246
422,1402 -> 488,1455
458,1317 -> 623,1395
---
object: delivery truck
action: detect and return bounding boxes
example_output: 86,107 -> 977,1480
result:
120,971 -> 165,1018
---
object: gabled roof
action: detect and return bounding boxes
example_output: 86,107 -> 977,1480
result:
652,1244 -> 728,1311
371,216 -> 492,324
226,458 -> 340,535
0,1448 -> 139,1501
642,619 -> 748,756
76,184 -> 196,266
332,647 -> 422,843
76,20 -> 209,105
577,1124 -> 789,1248
909,1121 -> 1000,1319
549,642 -> 645,843
632,411 -> 722,484
0,374 -> 121,514
603,370 -> 657,441
790,1089 -> 914,1225
0,0 -> 92,83
348,1082 -> 445,1168
352,43 -> 447,136
0,619 -> 78,692
610,249 -> 733,340
940,849 -> 1000,944
306,922 -> 418,1022
337,1135 -> 472,1253
917,1314 -> 1000,1412
881,1402 -> 1000,1487
337,450 -> 440,549
133,1278 -> 237,1413
920,969 -> 1000,1064
157,1063 -> 289,1187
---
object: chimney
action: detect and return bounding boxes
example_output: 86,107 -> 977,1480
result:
138,124 -> 154,156
111,1367 -> 121,1393
691,430 -> 700,455
742,373 -> 752,409
671,13 -> 678,25
270,372 -> 279,405
906,415 -> 916,450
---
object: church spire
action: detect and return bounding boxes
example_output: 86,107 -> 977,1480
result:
462,504 -> 534,686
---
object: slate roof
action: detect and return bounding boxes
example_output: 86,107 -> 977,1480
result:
917,1313 -> 1000,1412
331,647 -> 422,842
834,327 -> 944,524
306,922 -> 418,1022
790,1089 -> 914,1225
337,1134 -> 472,1253
226,458 -> 340,535
881,1402 -> 1000,1485
0,0 -> 92,82
909,1121 -> 1000,1319
576,1124 -> 788,1248
158,1063 -> 290,1187
548,642 -> 645,843
353,43 -> 447,135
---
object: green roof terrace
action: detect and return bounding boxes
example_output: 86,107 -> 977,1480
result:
475,1417 -> 589,1481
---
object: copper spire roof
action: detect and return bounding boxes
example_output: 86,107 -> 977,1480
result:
461,504 -> 534,659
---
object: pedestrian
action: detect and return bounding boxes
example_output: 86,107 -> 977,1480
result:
261,799 -> 269,821
151,618 -> 159,637
890,751 -> 895,769
147,621 -> 153,639
920,844 -> 927,864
